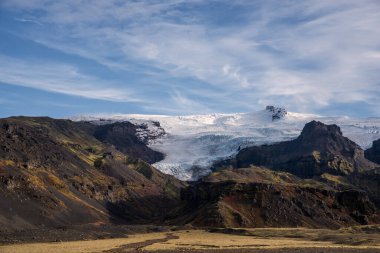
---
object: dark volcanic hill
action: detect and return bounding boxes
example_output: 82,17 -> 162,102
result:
365,138 -> 380,164
178,167 -> 379,228
0,117 -> 184,232
0,117 -> 379,233
217,121 -> 377,178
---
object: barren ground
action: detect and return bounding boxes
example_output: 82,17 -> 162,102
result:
1,226 -> 380,253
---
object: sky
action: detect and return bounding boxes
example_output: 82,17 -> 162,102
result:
0,0 -> 379,118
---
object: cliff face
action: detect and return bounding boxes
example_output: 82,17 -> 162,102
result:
92,122 -> 165,164
365,139 -> 380,164
179,167 -> 379,228
225,121 -> 377,178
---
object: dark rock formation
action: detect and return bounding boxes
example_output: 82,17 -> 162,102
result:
365,139 -> 380,164
92,122 -> 164,164
349,168 -> 380,209
223,121 -> 376,178
266,106 -> 287,121
179,167 -> 379,228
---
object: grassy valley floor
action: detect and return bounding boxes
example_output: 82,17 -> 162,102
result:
1,226 -> 380,253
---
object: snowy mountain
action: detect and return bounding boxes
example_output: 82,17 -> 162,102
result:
71,107 -> 380,180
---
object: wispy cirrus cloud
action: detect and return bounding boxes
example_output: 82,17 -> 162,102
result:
14,17 -> 43,26
2,0 -> 380,116
0,56 -> 137,102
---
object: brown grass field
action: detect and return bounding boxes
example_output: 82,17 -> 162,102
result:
1,226 -> 380,253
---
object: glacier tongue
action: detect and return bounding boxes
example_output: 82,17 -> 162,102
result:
71,109 -> 380,181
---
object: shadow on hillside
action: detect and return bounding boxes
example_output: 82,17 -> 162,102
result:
105,195 -> 187,225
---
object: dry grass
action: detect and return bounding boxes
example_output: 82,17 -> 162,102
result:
0,160 -> 15,167
0,232 -> 166,253
1,227 -> 380,253
143,230 -> 328,251
209,225 -> 380,246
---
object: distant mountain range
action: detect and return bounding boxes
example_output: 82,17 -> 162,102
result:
72,106 -> 380,180
0,114 -> 379,232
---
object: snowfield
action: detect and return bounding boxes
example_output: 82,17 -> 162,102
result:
72,108 -> 380,180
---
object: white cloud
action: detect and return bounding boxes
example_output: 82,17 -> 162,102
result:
14,17 -> 43,26
170,91 -> 213,114
0,56 -> 137,102
3,0 -> 380,114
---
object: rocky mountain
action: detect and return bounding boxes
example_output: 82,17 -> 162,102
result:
72,107 -> 380,180
365,138 -> 380,164
178,167 -> 379,228
216,121 -> 378,178
0,116 -> 379,232
265,105 -> 287,121
0,117 -> 184,232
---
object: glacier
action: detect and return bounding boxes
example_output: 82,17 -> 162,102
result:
72,108 -> 380,180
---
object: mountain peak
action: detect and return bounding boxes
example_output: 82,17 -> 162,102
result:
300,120 -> 342,140
265,105 -> 287,121
230,120 -> 377,177
365,138 -> 380,164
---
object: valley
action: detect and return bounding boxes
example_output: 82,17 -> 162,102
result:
3,1 -> 380,252
1,110 -> 380,252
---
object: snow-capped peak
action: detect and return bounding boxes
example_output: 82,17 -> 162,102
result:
265,105 -> 287,121
70,107 -> 380,181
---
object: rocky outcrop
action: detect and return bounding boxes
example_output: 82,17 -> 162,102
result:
266,106 -> 287,121
92,122 -> 165,164
179,167 -> 379,228
349,168 -> 380,209
365,139 -> 380,164
222,121 -> 377,178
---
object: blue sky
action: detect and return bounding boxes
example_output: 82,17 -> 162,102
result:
0,0 -> 379,118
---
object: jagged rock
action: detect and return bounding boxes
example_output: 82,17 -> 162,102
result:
365,139 -> 380,164
266,106 -> 287,121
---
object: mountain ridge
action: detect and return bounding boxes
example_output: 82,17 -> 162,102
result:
0,116 -> 185,232
216,120 -> 377,178
179,167 -> 379,228
71,107 -> 380,180
0,116 -> 379,233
